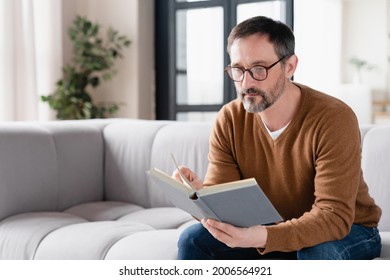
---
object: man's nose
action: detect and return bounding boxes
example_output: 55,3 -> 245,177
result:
241,70 -> 257,88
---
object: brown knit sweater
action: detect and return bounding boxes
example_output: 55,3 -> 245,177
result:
204,83 -> 381,254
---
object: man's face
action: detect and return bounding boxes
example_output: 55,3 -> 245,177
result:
229,34 -> 287,113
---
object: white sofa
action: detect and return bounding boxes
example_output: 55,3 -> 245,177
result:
0,119 -> 388,259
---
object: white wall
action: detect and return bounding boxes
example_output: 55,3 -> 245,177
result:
295,0 -> 388,100
341,0 -> 388,99
294,0 -> 343,93
62,0 -> 155,119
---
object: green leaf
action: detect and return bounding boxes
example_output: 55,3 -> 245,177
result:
42,15 -> 130,120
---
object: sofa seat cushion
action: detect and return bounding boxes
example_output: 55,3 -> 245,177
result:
65,201 -> 194,229
0,212 -> 87,259
118,207 -> 193,229
34,221 -> 154,260
0,200 -> 195,259
34,206 -> 194,260
105,221 -> 200,260
64,201 -> 144,221
105,229 -> 183,259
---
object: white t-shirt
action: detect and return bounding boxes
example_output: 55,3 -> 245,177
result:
262,120 -> 290,140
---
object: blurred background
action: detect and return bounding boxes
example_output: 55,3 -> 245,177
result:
0,0 -> 388,125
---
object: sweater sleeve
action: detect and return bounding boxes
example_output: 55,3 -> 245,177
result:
261,107 -> 362,253
203,106 -> 242,186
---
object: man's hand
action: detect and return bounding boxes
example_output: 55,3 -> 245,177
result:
172,166 -> 204,190
201,218 -> 267,248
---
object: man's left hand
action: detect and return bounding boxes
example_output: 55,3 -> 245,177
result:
201,218 -> 267,248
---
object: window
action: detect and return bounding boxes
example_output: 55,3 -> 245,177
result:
155,0 -> 293,121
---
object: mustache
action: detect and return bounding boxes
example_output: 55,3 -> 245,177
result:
240,88 -> 266,97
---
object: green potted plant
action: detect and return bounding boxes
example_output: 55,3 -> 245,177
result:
41,15 -> 131,119
349,56 -> 375,84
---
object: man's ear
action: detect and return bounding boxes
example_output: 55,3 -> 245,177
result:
284,54 -> 298,79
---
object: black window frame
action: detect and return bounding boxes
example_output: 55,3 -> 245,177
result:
155,0 -> 294,120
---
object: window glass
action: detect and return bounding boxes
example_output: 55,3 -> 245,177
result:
176,73 -> 188,104
175,7 -> 224,105
237,1 -> 286,23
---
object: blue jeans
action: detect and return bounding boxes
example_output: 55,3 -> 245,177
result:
177,223 -> 381,260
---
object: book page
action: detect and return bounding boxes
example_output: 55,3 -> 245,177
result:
198,178 -> 257,196
170,154 -> 197,193
147,168 -> 206,220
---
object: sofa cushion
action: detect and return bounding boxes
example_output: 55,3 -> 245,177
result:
65,201 -> 144,221
0,122 -> 105,220
117,207 -> 193,229
104,229 -> 183,260
0,212 -> 86,259
103,120 -> 169,207
33,221 -> 154,260
41,123 -> 105,210
361,126 -> 390,232
0,124 -> 58,220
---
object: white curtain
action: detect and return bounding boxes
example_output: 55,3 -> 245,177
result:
0,0 -> 62,121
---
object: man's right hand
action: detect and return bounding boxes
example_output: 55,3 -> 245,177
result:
172,166 -> 204,190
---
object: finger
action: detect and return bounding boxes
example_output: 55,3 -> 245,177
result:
173,167 -> 204,190
180,166 -> 197,181
190,178 -> 203,190
172,169 -> 183,183
202,219 -> 235,245
205,219 -> 238,236
172,166 -> 191,182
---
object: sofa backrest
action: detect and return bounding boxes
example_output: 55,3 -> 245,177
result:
0,121 -> 106,220
103,120 -> 169,207
103,120 -> 212,208
361,126 -> 390,231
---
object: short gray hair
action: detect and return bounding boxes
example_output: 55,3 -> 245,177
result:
227,16 -> 295,60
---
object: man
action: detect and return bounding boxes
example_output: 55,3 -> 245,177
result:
174,16 -> 381,260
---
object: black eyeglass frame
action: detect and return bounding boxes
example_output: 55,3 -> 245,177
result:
225,56 -> 287,82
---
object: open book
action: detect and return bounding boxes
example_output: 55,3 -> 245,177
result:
147,156 -> 283,227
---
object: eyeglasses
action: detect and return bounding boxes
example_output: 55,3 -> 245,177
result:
225,56 -> 286,82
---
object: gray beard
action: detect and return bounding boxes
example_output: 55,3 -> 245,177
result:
242,95 -> 268,113
239,78 -> 286,113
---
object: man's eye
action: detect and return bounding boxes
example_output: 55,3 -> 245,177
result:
252,66 -> 265,73
232,68 -> 243,74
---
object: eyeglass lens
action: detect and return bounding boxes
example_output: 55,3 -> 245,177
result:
230,66 -> 267,81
